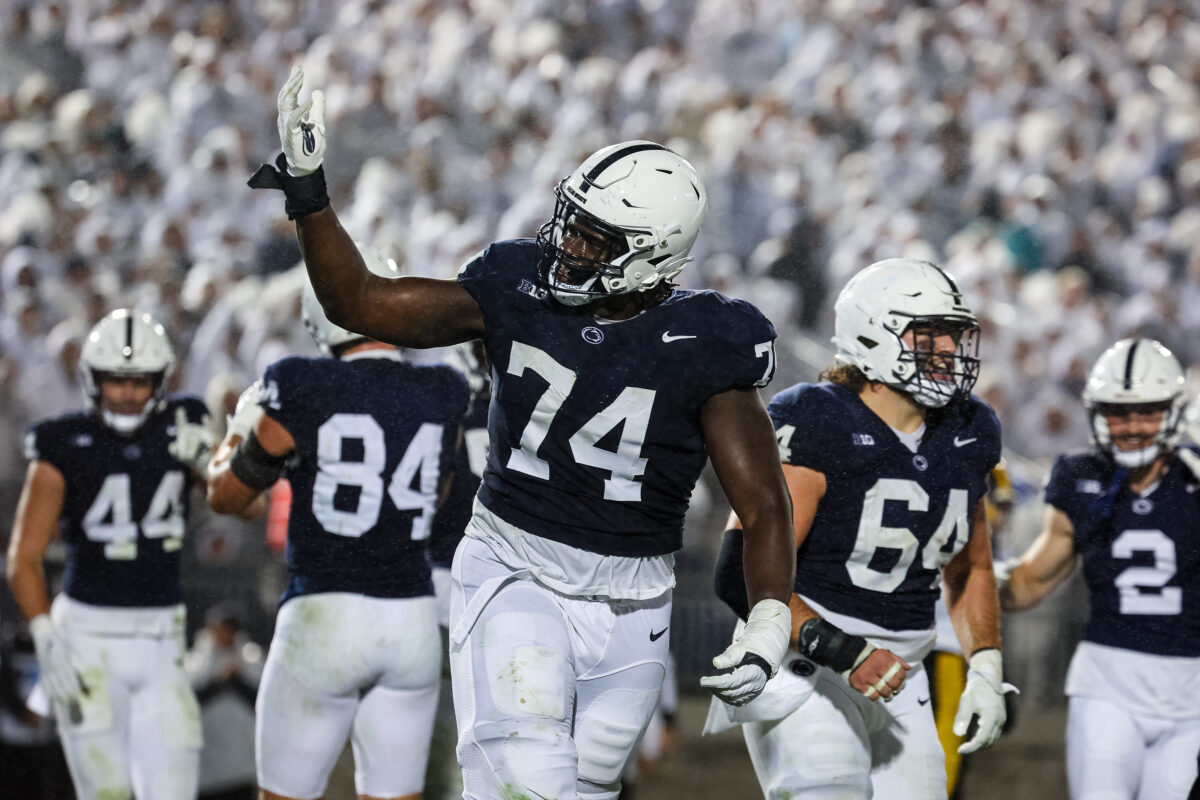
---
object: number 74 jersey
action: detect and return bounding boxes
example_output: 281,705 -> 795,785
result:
770,382 -> 1002,631
457,240 -> 777,558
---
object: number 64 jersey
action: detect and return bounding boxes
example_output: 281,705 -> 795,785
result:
457,240 -> 776,561
771,382 -> 1001,638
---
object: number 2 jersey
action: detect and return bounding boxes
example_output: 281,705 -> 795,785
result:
771,382 -> 1001,632
24,396 -> 208,607
1044,448 -> 1200,658
457,239 -> 776,558
259,351 -> 468,605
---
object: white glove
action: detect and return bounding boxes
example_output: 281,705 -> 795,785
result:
277,64 -> 326,176
168,407 -> 216,474
700,598 -> 791,707
954,648 -> 1018,754
226,380 -> 265,441
30,614 -> 83,708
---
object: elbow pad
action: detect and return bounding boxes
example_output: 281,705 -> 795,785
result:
229,432 -> 287,492
713,529 -> 751,620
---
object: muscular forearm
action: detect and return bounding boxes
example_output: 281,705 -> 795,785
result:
740,500 -> 796,606
947,564 -> 1002,655
295,206 -> 370,332
7,560 -> 50,622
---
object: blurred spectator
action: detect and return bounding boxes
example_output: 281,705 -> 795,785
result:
184,605 -> 263,800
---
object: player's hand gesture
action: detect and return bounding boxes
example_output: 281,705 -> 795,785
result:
169,407 -> 216,474
847,647 -> 910,702
701,598 -> 791,706
226,380 -> 265,441
954,649 -> 1016,753
30,615 -> 86,708
277,64 -> 326,176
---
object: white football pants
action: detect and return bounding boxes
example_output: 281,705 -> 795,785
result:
1067,695 -> 1200,799
744,662 -> 946,800
450,537 -> 671,800
255,592 -> 441,799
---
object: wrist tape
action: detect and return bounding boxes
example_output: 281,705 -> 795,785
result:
796,617 -> 871,673
247,152 -> 330,219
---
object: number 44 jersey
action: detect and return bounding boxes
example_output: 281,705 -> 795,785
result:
457,240 -> 777,558
771,382 -> 1002,631
24,396 -> 209,607
259,351 -> 469,605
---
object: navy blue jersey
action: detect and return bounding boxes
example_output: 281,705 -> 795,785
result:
772,382 -> 1001,630
428,388 -> 490,568
24,396 -> 207,607
1044,447 -> 1200,657
260,353 -> 468,605
457,239 -> 776,556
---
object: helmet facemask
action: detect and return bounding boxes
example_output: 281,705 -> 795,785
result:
536,184 -> 644,306
895,318 -> 981,408
1088,401 -> 1182,469
86,370 -> 169,435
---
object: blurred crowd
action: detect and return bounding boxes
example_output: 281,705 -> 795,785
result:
1,0 -> 1200,491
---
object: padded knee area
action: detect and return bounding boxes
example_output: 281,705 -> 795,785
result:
575,686 -> 659,787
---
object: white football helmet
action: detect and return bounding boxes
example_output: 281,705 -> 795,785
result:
536,141 -> 707,306
303,245 -> 401,356
445,339 -> 490,395
832,258 -> 980,408
1081,338 -> 1186,468
80,309 -> 176,434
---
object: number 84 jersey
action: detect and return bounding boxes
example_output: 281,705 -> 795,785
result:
771,382 -> 1001,631
458,240 -> 777,558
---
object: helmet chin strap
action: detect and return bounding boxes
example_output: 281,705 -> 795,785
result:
101,408 -> 151,435
905,375 -> 955,409
1112,443 -> 1160,469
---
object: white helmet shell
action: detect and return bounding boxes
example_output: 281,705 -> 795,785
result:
1082,338 -> 1186,468
302,245 -> 402,356
537,141 -> 707,305
832,258 -> 980,408
80,309 -> 176,434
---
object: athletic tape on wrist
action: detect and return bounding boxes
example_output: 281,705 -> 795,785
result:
247,153 -> 330,219
796,617 -> 871,673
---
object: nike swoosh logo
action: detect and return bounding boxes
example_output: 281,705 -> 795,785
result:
649,627 -> 668,642
918,697 -> 930,706
954,436 -> 977,447
662,332 -> 697,343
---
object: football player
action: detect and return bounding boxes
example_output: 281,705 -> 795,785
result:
6,308 -> 212,800
708,259 -> 1012,798
1000,338 -> 1200,800
205,250 -> 469,800
248,65 -> 796,800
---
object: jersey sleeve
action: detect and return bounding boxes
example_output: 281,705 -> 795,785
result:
456,240 -> 545,333
701,295 -> 778,393
258,357 -> 310,433
24,419 -> 65,468
1043,454 -> 1077,515
767,384 -> 844,476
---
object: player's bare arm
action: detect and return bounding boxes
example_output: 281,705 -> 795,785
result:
943,501 -> 1002,655
6,460 -> 66,621
1000,505 -> 1077,612
207,412 -> 295,515
296,208 -> 485,348
702,388 -> 795,606
250,65 -> 484,349
783,463 -> 911,702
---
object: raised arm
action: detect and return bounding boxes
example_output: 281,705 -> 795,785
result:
1000,505 -> 1077,612
295,208 -> 484,348
250,65 -> 484,349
